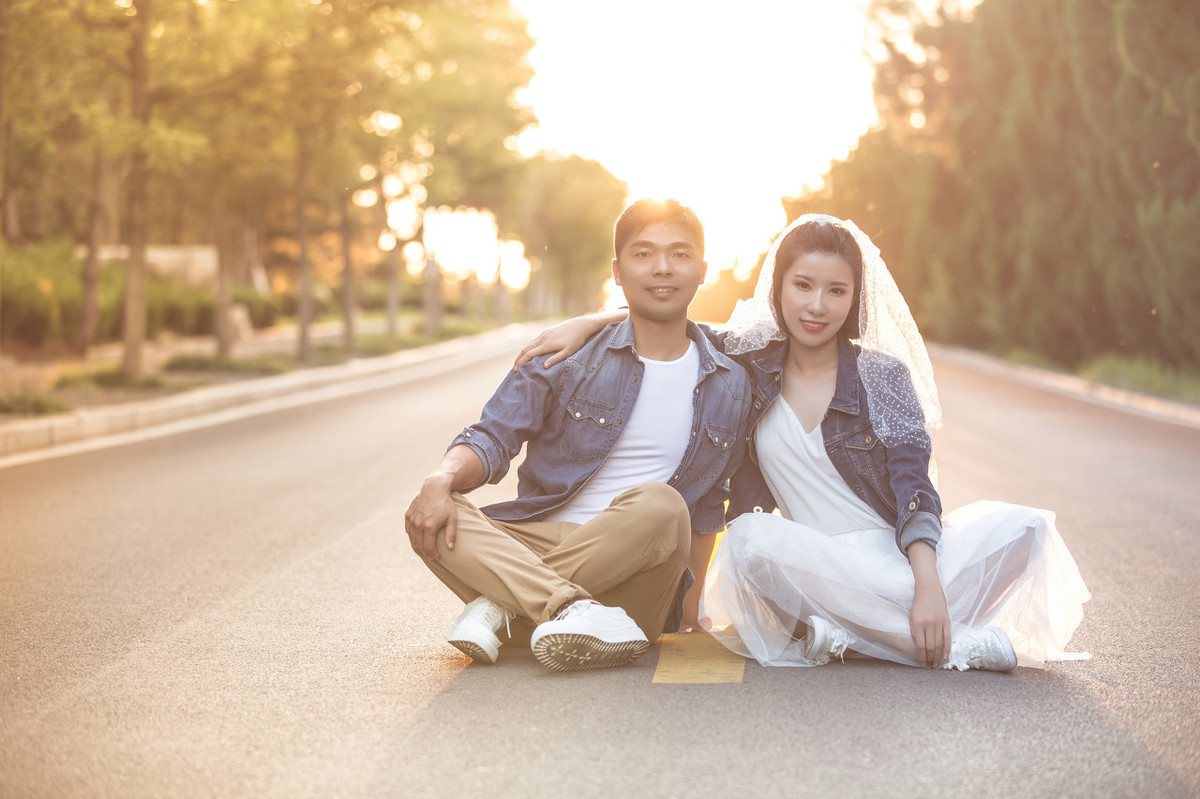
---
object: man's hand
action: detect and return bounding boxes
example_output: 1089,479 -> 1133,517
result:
404,473 -> 458,560
404,446 -> 486,560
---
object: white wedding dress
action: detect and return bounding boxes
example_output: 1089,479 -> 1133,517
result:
701,398 -> 1091,668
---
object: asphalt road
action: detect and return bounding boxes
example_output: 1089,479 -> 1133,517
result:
1,346 -> 1198,798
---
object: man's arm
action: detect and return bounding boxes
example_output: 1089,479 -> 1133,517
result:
404,445 -> 486,561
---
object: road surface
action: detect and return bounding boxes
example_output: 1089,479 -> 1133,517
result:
2,346 -> 1197,797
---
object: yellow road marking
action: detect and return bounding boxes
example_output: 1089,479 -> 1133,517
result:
652,631 -> 745,684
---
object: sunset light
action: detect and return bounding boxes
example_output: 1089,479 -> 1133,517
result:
511,0 -> 879,274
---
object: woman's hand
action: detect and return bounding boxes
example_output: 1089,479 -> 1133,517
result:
907,541 -> 951,668
513,310 -> 626,369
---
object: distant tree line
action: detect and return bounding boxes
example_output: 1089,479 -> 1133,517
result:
0,0 -> 626,375
785,0 -> 1199,371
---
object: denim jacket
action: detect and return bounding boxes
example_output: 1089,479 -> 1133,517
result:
450,319 -> 754,533
719,332 -> 942,554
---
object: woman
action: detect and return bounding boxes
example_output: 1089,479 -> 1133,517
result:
517,214 -> 1089,671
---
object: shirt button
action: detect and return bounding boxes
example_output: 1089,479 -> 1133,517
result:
599,418 -> 605,424
908,501 -> 917,511
465,431 -> 471,438
753,505 -> 763,513
692,431 -> 696,437
774,374 -> 780,382
694,388 -> 700,394
865,435 -> 872,443
575,412 -> 581,418
722,442 -> 728,449
754,401 -> 761,410
672,474 -> 679,481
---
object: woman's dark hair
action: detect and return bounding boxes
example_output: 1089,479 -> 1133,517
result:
770,218 -> 864,339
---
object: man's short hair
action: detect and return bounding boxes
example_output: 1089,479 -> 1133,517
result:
613,199 -> 705,259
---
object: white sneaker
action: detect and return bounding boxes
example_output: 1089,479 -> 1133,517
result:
530,600 -> 649,672
446,596 -> 513,665
802,616 -> 854,664
942,627 -> 1018,672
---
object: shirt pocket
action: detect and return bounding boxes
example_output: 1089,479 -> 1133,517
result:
686,421 -> 738,482
842,429 -> 891,502
559,396 -> 619,464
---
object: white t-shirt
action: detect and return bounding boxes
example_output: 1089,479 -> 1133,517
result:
544,341 -> 699,524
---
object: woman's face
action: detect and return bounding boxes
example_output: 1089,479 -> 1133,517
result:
777,250 -> 856,352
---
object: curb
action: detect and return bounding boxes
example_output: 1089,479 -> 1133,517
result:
928,343 -> 1200,431
0,322 -> 548,467
3,329 -> 1196,469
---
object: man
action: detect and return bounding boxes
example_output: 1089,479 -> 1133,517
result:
404,198 -> 752,672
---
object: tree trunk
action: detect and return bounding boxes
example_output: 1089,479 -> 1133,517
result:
214,209 -> 234,358
122,0 -> 153,380
385,242 -> 401,339
339,190 -> 355,350
0,0 -> 9,360
75,152 -> 110,355
422,256 -> 442,337
295,131 -> 312,363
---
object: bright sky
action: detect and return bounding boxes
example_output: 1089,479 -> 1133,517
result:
509,0 -> 879,279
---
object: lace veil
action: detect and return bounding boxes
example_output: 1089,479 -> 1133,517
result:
723,213 -> 942,452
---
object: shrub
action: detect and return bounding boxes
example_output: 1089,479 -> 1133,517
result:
0,392 -> 72,415
0,242 -> 76,347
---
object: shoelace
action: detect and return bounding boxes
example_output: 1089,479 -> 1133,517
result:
485,602 -> 513,639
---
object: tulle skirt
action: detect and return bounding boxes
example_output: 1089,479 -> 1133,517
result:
700,501 -> 1090,668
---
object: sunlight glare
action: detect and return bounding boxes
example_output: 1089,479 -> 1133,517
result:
499,240 -> 532,291
511,0 -> 878,274
402,241 -> 426,276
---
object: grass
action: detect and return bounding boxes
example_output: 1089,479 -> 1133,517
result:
1001,348 -> 1200,405
1080,355 -> 1200,404
54,368 -> 168,391
163,354 -> 292,375
0,392 -> 72,416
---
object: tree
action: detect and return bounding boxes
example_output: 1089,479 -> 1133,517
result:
787,0 -> 1200,370
511,155 -> 627,314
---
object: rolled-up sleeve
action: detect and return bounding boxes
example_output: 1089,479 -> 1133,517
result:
447,363 -> 555,487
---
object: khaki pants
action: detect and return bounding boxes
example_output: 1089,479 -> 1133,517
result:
421,481 -> 691,640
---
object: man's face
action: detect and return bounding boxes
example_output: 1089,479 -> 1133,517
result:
611,221 -> 707,324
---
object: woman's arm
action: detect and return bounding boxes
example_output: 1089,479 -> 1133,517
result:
907,540 -> 951,667
514,309 -> 628,369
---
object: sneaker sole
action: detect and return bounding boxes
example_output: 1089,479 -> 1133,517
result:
448,639 -> 498,665
531,633 -> 649,672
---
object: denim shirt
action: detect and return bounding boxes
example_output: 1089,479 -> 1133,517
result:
449,319 -> 754,533
718,332 -> 943,554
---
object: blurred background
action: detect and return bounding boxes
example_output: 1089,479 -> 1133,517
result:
0,0 -> 1196,403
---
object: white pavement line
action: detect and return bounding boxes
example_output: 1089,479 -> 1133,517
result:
0,324 -> 542,471
928,344 -> 1200,431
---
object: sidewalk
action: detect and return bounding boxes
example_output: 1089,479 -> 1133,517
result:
0,320 -> 550,465
3,331 -> 1198,467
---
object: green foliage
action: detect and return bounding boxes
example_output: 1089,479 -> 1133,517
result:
231,287 -> 282,330
790,0 -> 1200,372
55,368 -> 167,391
511,155 -> 628,314
0,242 -> 225,349
163,354 -> 291,375
4,0 -> 537,365
0,242 -> 73,347
0,392 -> 72,416
1081,354 -> 1200,403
